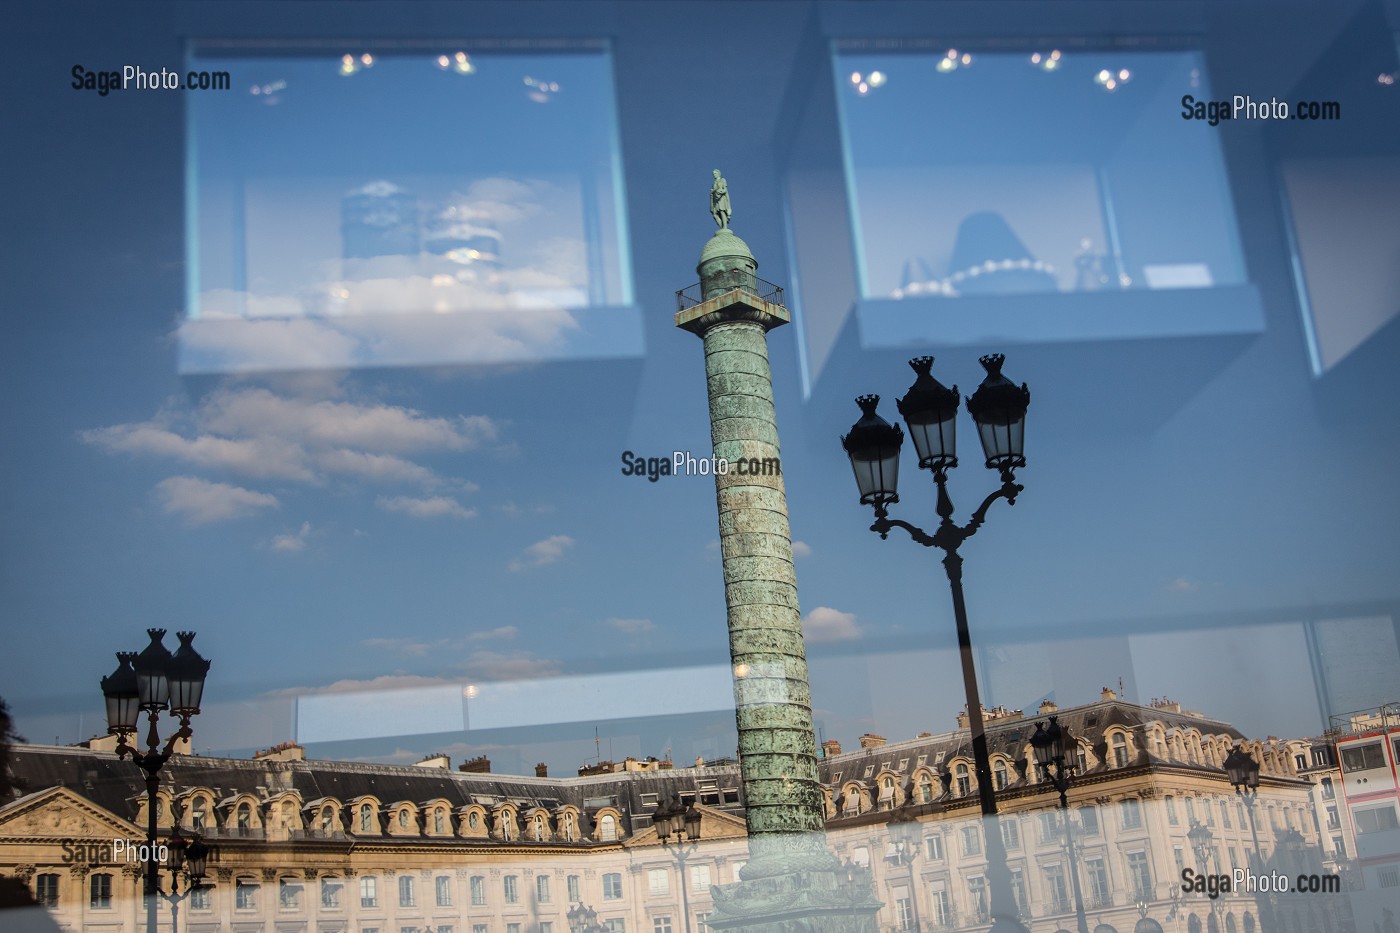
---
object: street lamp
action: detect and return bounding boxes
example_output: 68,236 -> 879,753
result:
1223,745 -> 1271,933
161,823 -> 211,933
1030,716 -> 1089,933
886,809 -> 924,932
100,629 -> 210,933
1188,819 -> 1215,873
842,354 -> 1030,933
568,902 -> 604,933
654,794 -> 702,933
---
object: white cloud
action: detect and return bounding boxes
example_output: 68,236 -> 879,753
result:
607,617 -> 655,635
155,476 -> 279,525
83,423 -> 314,481
468,626 -> 519,642
508,534 -> 574,572
791,540 -> 813,558
1166,577 -> 1200,593
376,495 -> 477,520
802,606 -> 863,643
265,674 -> 459,698
270,521 -> 312,553
459,650 -> 561,681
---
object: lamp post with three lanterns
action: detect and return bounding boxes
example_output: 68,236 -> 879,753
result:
1031,715 -> 1090,933
841,353 -> 1031,933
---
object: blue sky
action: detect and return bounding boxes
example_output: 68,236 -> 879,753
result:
3,3 -> 1399,778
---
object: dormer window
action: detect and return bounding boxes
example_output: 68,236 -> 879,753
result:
359,804 -> 373,832
399,810 -> 409,829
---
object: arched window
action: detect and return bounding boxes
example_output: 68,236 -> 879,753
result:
994,760 -> 1008,790
956,764 -> 971,796
1188,916 -> 1202,933
599,813 -> 618,841
468,811 -> 480,830
398,809 -> 409,829
880,776 -> 896,809
236,801 -> 251,829
360,803 -> 373,832
1208,913 -> 1219,933
434,808 -> 445,835
280,800 -> 294,830
321,806 -> 333,831
1075,744 -> 1089,774
1112,733 -> 1129,768
918,773 -> 934,804
1243,914 -> 1254,933
500,811 -> 516,840
532,814 -> 546,840
191,798 -> 207,831
1226,915 -> 1238,933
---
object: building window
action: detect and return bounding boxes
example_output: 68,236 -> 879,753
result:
1354,805 -> 1400,834
322,878 -> 343,908
599,814 -> 618,841
894,884 -> 914,931
1340,742 -> 1384,772
1112,733 -> 1129,768
648,869 -> 670,896
507,924 -> 522,933
281,878 -> 303,910
1377,866 -> 1400,889
926,834 -> 944,860
399,809 -> 410,829
537,874 -> 551,903
1204,798 -> 1215,825
1039,810 -> 1060,843
930,888 -> 950,927
1221,799 -> 1232,828
360,803 -> 374,832
993,761 -> 1008,790
540,925 -> 551,933
473,926 -> 488,933
568,874 -> 581,903
191,885 -> 211,910
956,764 -> 971,796
1085,857 -> 1109,906
880,776 -> 897,809
918,774 -> 934,803
360,876 -> 378,908
1313,747 -> 1333,767
1044,865 -> 1068,913
603,872 -> 623,900
1001,818 -> 1020,850
961,825 -> 981,856
654,917 -> 674,933
470,875 -> 486,906
436,876 -> 452,907
1127,851 -> 1152,899
34,873 -> 59,908
237,801 -> 251,829
321,805 -> 334,832
967,876 -> 988,921
236,878 -> 258,911
605,921 -> 625,933
1320,778 -> 1335,800
399,875 -> 415,908
469,811 -> 480,830
1009,870 -> 1027,914
1121,798 -> 1143,829
1079,805 -> 1099,835
690,865 -> 711,890
1075,745 -> 1088,774
191,799 -> 207,832
697,912 -> 712,933
503,875 -> 518,904
1186,797 -> 1197,823
434,809 -> 445,835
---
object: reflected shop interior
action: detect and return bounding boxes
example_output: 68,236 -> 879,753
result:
3,3 -> 1400,933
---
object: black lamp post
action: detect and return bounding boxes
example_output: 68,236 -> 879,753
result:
1224,745 -> 1269,932
842,354 -> 1030,933
161,823 -> 211,933
886,809 -> 924,932
568,902 -> 605,933
1031,716 -> 1090,933
100,629 -> 210,933
654,794 -> 703,933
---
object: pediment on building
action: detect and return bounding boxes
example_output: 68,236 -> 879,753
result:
0,785 -> 141,840
623,804 -> 749,848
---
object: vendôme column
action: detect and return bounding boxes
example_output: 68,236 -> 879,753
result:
675,171 -> 880,931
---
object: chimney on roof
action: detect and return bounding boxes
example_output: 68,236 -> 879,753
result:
696,756 -> 706,768
86,734 -> 121,753
1101,686 -> 1118,702
1038,699 -> 1059,715
858,734 -> 886,750
916,732 -> 932,739
416,753 -> 451,770
535,762 -> 549,778
1150,697 -> 1182,713
821,739 -> 843,757
458,755 -> 491,773
254,741 -> 304,762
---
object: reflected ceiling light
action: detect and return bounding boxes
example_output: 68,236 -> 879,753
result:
360,53 -> 375,67
339,54 -> 359,76
1379,72 -> 1397,86
1032,50 -> 1061,72
454,51 -> 475,74
524,75 -> 559,102
1095,66 -> 1130,92
851,71 -> 862,85
868,71 -> 886,87
961,53 -> 972,66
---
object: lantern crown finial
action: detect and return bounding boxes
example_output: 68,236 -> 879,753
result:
909,356 -> 935,376
979,353 -> 1006,377
855,394 -> 881,415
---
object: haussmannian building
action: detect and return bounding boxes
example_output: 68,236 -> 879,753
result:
0,693 -> 1365,933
